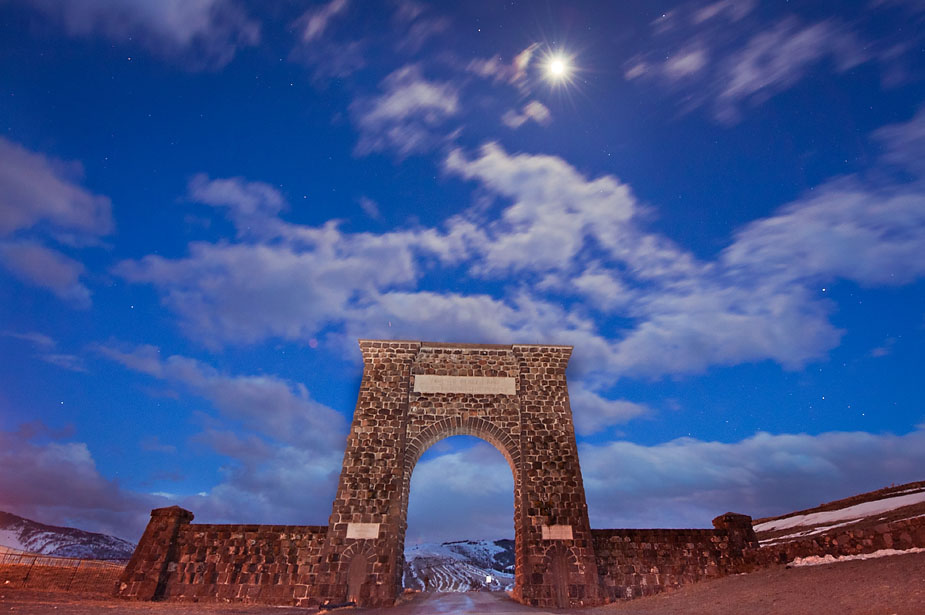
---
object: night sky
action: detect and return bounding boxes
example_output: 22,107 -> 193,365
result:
1,0 -> 924,546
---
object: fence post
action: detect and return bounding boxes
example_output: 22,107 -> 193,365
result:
21,555 -> 36,588
66,559 -> 82,591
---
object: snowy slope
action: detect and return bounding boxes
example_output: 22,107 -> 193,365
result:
403,539 -> 515,592
0,511 -> 135,560
754,481 -> 925,547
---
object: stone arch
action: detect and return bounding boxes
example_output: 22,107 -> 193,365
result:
311,340 -> 603,609
403,416 -> 520,476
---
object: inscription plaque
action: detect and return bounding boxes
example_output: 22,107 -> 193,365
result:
542,525 -> 574,540
346,523 -> 380,539
413,375 -> 516,395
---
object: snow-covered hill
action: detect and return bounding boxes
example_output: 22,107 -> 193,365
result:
0,511 -> 135,560
403,539 -> 515,592
753,481 -> 925,547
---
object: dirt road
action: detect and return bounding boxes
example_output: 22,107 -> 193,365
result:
2,551 -> 923,614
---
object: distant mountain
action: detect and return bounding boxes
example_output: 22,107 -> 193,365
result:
0,510 -> 135,560
753,481 -> 925,547
403,539 -> 515,592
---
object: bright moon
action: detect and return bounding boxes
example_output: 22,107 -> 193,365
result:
546,55 -> 570,81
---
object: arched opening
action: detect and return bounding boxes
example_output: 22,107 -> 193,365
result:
402,435 -> 516,594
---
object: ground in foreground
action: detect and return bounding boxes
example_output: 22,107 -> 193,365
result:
1,552 -> 922,614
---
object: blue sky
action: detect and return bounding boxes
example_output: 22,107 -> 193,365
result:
1,0 -> 924,545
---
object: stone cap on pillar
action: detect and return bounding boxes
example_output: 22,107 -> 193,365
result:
712,512 -> 753,531
150,505 -> 194,522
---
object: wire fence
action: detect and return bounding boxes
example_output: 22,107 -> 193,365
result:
0,551 -> 127,594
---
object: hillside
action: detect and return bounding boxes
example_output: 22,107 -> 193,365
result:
753,480 -> 925,548
0,511 -> 135,560
403,539 -> 515,592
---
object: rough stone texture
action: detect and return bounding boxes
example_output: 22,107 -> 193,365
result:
311,340 -> 603,608
161,524 -> 327,604
756,514 -> 925,565
117,506 -> 193,601
592,513 -> 759,601
115,340 -> 761,608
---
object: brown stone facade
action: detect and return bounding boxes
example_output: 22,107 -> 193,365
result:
311,341 -> 604,608
116,340 -> 759,608
593,513 -> 759,600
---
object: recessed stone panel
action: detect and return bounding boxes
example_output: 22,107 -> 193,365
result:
345,523 -> 380,539
542,525 -> 574,540
412,374 -> 516,395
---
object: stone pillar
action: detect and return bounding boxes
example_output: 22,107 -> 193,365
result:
514,345 -> 603,608
116,505 -> 193,600
311,341 -> 420,608
712,512 -> 759,571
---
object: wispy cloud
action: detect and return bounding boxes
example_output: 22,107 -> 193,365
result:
95,343 -> 346,450
0,240 -> 91,308
0,422 -> 161,541
351,64 -> 460,156
625,9 -> 875,123
296,0 -> 350,43
501,101 -> 551,129
0,138 -> 112,238
16,0 -> 259,70
0,138 -> 113,306
1,330 -> 56,349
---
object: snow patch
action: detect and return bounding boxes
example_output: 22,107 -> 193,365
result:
754,491 -> 925,533
789,548 -> 925,567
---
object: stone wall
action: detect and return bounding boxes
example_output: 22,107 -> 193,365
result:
116,506 -> 326,606
756,514 -> 925,565
162,523 -> 327,604
593,513 -> 758,600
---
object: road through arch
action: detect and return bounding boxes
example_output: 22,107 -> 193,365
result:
311,340 -> 603,608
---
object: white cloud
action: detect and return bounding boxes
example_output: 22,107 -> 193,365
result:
569,384 -> 651,436
18,0 -> 259,69
501,101 -> 551,129
664,45 -> 708,80
580,427 -> 925,528
358,196 -> 382,220
0,422 -> 162,541
0,138 -> 112,238
716,18 -> 867,122
467,43 -> 538,92
0,240 -> 91,307
692,0 -> 756,25
0,138 -> 113,306
96,343 -> 347,450
117,110 -> 925,384
625,13 -> 871,123
296,0 -> 349,43
187,174 -> 288,238
722,178 -> 925,286
444,143 -> 641,276
873,105 -> 925,176
352,65 -> 460,157
1,330 -> 56,349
